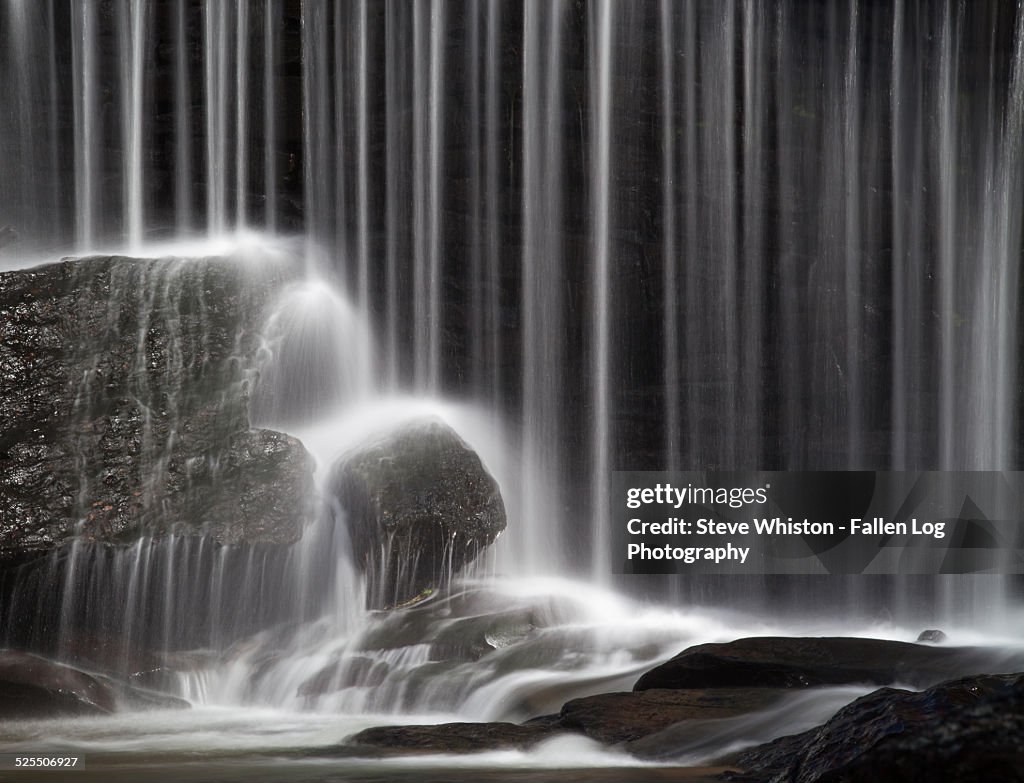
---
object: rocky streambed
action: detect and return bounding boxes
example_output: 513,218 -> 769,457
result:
333,633 -> 1024,781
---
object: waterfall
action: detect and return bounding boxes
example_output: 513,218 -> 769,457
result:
174,0 -> 193,233
71,0 -> 98,251
589,0 -> 614,580
1,1 -> 1024,690
520,0 -> 566,573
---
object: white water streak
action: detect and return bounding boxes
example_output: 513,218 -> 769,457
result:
589,0 -> 613,580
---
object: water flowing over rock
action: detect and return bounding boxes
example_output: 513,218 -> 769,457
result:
330,419 -> 507,609
0,255 -> 314,563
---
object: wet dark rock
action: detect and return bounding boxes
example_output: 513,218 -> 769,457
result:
0,649 -> 190,718
916,629 -> 947,644
0,255 -> 312,563
0,650 -> 116,718
335,688 -> 794,761
334,633 -> 1024,767
340,722 -> 560,757
730,672 -> 1024,782
341,688 -> 789,759
634,636 -> 1024,692
549,688 -> 787,745
331,420 -> 507,609
198,429 -> 315,546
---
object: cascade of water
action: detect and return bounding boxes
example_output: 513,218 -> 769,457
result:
263,0 -> 278,231
412,0 -> 429,390
588,0 -> 613,579
330,0 -> 347,268
301,0 -> 328,254
968,3 -> 1024,473
467,1 -> 483,397
428,0 -> 445,393
120,0 -> 149,250
174,0 -> 193,233
356,0 -> 370,313
235,0 -> 249,228
71,0 -> 98,251
485,0 -> 502,406
1,2 -> 33,249
1,3 -> 59,250
936,1 -> 960,470
520,0 -> 566,573
3,2 -> 1024,692
991,4 -> 1024,465
890,0 -> 906,469
703,1 -> 740,469
741,0 -> 767,468
660,0 -> 680,473
384,1 -> 401,385
842,0 -> 862,466
681,1 -> 699,469
250,277 -> 375,428
203,0 -> 230,234
0,251 -> 341,663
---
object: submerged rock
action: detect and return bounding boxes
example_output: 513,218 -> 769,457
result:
0,255 -> 313,563
634,636 -> 1024,692
731,672 -> 1024,782
330,419 -> 506,608
340,722 -> 560,757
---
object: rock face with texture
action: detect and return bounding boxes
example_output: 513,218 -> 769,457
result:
731,672 -> 1024,782
546,688 -> 787,745
0,650 -> 117,718
330,419 -> 507,608
333,632 -> 1024,770
633,636 -> 1024,692
0,650 -> 189,718
0,255 -> 313,563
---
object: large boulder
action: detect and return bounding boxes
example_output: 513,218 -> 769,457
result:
330,419 -> 506,608
0,650 -> 116,718
731,672 -> 1024,782
545,688 -> 787,745
0,650 -> 189,718
633,636 -> 1024,692
0,255 -> 313,563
